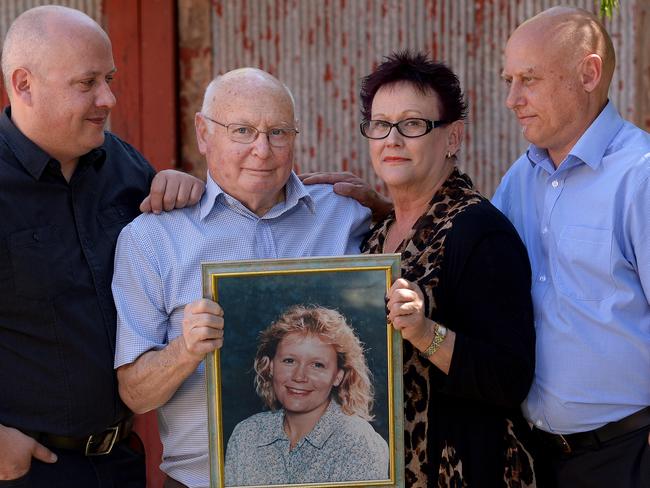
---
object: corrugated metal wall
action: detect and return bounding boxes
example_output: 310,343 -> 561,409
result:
1,1 -> 644,198
210,0 -> 641,196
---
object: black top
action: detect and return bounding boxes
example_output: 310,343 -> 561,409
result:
364,169 -> 536,487
0,107 -> 155,437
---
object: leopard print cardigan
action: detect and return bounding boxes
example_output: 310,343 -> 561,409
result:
363,168 -> 535,488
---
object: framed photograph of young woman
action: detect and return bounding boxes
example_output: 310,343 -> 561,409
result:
201,253 -> 404,488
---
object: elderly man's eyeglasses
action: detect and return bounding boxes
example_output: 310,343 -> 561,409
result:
202,114 -> 299,147
360,118 -> 449,140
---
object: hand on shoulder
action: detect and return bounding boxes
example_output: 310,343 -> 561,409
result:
300,171 -> 392,221
140,170 -> 205,214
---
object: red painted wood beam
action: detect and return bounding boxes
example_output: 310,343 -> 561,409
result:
103,0 -> 142,151
140,0 -> 178,169
104,0 -> 178,171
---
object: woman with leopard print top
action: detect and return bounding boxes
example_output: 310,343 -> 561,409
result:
359,51 -> 537,487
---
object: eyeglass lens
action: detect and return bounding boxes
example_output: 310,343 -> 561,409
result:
363,118 -> 431,139
227,124 -> 296,147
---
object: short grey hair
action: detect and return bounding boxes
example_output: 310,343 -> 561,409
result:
200,68 -> 296,119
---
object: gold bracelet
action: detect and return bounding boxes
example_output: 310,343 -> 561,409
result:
420,323 -> 447,358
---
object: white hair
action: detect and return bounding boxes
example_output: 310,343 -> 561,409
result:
200,68 -> 296,119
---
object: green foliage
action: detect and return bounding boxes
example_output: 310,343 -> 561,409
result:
599,0 -> 620,18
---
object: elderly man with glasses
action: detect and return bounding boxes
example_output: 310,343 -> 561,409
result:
111,68 -> 370,488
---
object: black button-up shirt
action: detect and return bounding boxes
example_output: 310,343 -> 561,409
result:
0,107 -> 155,436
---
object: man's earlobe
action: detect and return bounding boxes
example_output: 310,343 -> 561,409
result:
195,113 -> 209,155
11,68 -> 32,105
581,54 -> 602,93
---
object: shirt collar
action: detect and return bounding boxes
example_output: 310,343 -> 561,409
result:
256,409 -> 288,447
255,400 -> 344,448
0,106 -> 105,180
301,400 -> 343,449
199,171 -> 315,221
525,101 -> 623,172
569,101 -> 622,170
283,172 -> 315,214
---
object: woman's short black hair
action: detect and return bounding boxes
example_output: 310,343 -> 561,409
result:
360,50 -> 467,122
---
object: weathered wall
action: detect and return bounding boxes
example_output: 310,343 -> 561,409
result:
178,0 -> 213,176
2,1 -> 647,194
179,0 -> 649,196
635,1 -> 650,130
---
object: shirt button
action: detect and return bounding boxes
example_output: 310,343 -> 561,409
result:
539,275 -> 547,282
536,419 -> 543,427
32,232 -> 40,242
551,180 -> 559,188
542,227 -> 548,234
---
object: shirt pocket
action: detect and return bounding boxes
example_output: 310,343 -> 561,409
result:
97,203 -> 139,243
553,225 -> 615,300
7,225 -> 74,300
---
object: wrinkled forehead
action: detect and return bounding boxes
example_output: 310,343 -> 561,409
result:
503,30 -> 558,75
212,79 -> 295,126
506,18 -> 579,66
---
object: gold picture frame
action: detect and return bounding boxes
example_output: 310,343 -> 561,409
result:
201,254 -> 404,488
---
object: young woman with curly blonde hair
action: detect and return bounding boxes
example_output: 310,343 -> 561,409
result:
225,305 -> 389,486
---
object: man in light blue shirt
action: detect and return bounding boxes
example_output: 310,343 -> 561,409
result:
494,6 -> 650,487
112,68 -> 370,488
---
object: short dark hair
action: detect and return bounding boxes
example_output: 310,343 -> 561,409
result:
360,50 -> 467,123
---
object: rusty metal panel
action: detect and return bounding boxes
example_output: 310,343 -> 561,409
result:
208,0 -> 643,197
178,0 -> 214,177
635,1 -> 650,131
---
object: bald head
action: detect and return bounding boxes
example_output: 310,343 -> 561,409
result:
502,6 -> 616,164
2,6 -> 109,97
1,5 -> 116,170
511,6 -> 615,97
201,68 -> 295,121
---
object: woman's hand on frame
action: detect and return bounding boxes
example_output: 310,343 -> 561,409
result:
386,278 -> 434,351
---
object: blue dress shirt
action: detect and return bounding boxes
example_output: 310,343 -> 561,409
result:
113,171 -> 370,487
492,101 -> 650,434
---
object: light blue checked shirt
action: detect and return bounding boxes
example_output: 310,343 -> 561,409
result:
225,401 -> 389,486
113,172 -> 370,488
492,101 -> 650,435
